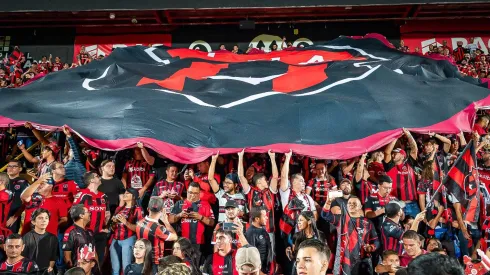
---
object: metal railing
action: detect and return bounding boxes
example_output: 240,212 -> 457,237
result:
0,132 -> 53,173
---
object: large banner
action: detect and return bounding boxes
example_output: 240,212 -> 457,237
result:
0,35 -> 489,163
73,34 -> 171,62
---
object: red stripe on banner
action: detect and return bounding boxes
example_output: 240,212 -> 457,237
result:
0,95 -> 489,163
272,64 -> 328,93
465,195 -> 479,223
448,166 -> 466,192
167,48 -> 366,65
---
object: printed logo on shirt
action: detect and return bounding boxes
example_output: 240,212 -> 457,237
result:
129,167 -> 146,173
14,185 -> 20,190
131,175 -> 143,189
88,206 -> 106,211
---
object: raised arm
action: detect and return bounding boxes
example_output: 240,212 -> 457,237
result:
137,142 -> 156,166
355,153 -> 367,182
430,132 -> 451,153
63,126 -> 82,163
18,143 -> 39,164
238,149 -> 250,192
268,150 -> 279,193
24,122 -> 49,146
458,131 -> 467,148
403,128 -> 418,160
384,139 -> 397,163
280,150 -> 293,192
21,173 -> 50,203
208,152 -> 220,193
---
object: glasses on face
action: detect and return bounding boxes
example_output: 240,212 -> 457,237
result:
187,191 -> 199,195
6,165 -> 19,168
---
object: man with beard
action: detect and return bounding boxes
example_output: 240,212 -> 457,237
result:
330,179 -> 354,215
322,196 -> 379,275
209,153 -> 247,223
306,162 -> 337,208
279,150 -> 317,236
6,160 -> 28,234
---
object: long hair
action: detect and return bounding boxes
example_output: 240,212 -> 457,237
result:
176,237 -> 201,275
293,211 -> 324,252
421,161 -> 434,181
135,239 -> 153,275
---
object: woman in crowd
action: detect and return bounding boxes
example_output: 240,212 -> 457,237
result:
172,238 -> 201,275
110,188 -> 144,275
124,239 -> 153,275
286,211 -> 325,275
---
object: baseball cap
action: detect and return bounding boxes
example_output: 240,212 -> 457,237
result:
126,188 -> 140,202
236,245 -> 261,273
225,200 -> 238,209
339,178 -> 351,185
45,142 -> 60,155
225,173 -> 239,184
392,148 -> 407,158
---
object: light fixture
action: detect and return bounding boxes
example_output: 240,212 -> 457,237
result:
109,13 -> 115,19
131,17 -> 138,24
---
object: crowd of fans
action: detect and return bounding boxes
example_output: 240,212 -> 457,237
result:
0,46 -> 101,88
1,36 -> 487,89
0,117 -> 489,275
397,38 -> 489,79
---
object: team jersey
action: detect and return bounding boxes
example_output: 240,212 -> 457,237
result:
380,218 -> 404,255
22,195 -> 68,236
306,177 -> 337,205
123,160 -> 154,190
244,186 -> 276,233
0,189 -> 13,227
364,193 -> 397,230
136,216 -> 173,264
171,200 -> 214,245
74,189 -> 109,233
63,224 -> 96,265
52,179 -> 80,208
384,156 -> 418,201
0,258 -> 39,273
112,206 -> 143,240
151,179 -> 185,213
8,177 -> 28,216
203,250 -> 238,275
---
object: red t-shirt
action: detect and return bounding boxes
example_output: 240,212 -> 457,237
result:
52,179 -> 80,208
473,124 -> 487,136
399,250 -> 428,267
23,196 -> 68,235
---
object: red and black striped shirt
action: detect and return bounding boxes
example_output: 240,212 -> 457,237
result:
384,157 -> 417,202
136,216 -> 173,264
112,205 -> 143,240
151,180 -> 185,198
307,177 -> 336,205
74,189 -> 109,233
245,186 -> 276,233
380,218 -> 404,255
171,200 -> 214,245
52,179 -> 80,208
0,189 -> 13,227
123,160 -> 154,190
0,257 -> 39,273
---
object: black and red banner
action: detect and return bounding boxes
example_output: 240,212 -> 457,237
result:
0,35 -> 489,163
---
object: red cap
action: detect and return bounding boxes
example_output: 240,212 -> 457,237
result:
78,244 -> 96,262
45,142 -> 60,155
392,148 -> 407,158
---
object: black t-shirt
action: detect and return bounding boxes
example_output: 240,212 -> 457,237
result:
22,230 -> 59,270
99,177 -> 125,211
8,177 -> 29,215
245,225 -> 271,274
124,263 -> 143,275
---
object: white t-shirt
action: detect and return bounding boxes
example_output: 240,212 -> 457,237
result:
279,187 -> 315,212
215,189 -> 248,223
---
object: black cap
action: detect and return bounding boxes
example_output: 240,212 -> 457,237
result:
126,188 -> 139,200
225,200 -> 238,209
